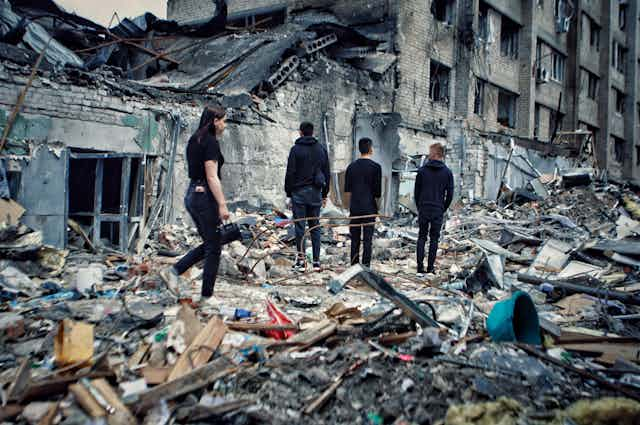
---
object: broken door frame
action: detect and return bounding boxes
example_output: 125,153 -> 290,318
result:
68,151 -> 146,252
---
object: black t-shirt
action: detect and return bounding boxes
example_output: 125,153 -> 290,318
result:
186,126 -> 224,181
345,158 -> 382,215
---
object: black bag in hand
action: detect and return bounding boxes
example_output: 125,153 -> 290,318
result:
219,222 -> 242,245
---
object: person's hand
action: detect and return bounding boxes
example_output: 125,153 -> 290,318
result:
286,198 -> 292,210
218,203 -> 230,221
322,198 -> 327,208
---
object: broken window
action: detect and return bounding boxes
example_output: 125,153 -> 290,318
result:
614,88 -> 625,114
68,152 -> 146,251
478,3 -> 489,41
585,69 -> 598,99
619,3 -> 627,30
581,13 -> 600,49
497,89 -> 517,128
500,16 -> 519,59
534,104 -> 541,139
613,136 -> 625,163
551,52 -> 565,81
612,41 -> 627,73
474,78 -> 485,116
549,110 -> 564,139
431,0 -> 454,24
429,61 -> 451,103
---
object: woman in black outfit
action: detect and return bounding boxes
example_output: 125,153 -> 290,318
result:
162,106 -> 230,299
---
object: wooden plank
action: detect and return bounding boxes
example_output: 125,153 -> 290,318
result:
129,357 -> 236,414
68,219 -> 96,252
91,379 -> 138,425
69,383 -> 106,418
141,367 -> 171,385
7,359 -> 31,401
0,198 -> 25,225
0,404 -> 23,422
127,343 -> 150,369
560,343 -> 640,364
37,401 -> 60,425
167,316 -> 227,382
225,322 -> 299,332
20,372 -> 114,402
287,320 -> 337,352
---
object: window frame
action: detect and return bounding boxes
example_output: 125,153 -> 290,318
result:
429,60 -> 451,104
614,88 -> 626,115
473,78 -> 486,116
497,89 -> 517,129
500,17 -> 520,59
585,69 -> 598,100
551,51 -> 566,82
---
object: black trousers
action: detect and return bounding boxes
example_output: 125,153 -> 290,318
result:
417,212 -> 443,272
350,217 -> 375,267
174,183 -> 221,297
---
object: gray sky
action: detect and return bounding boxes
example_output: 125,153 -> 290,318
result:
55,0 -> 166,27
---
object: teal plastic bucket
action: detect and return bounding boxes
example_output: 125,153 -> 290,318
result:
486,291 -> 541,345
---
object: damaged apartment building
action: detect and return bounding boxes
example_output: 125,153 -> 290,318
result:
0,0 -> 639,252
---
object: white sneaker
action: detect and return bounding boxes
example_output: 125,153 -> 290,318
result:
160,267 -> 181,296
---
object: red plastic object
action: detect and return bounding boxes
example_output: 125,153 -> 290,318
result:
264,298 -> 296,340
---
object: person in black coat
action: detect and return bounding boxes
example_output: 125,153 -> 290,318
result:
345,138 -> 382,267
414,142 -> 454,276
285,122 -> 330,272
161,106 -> 230,299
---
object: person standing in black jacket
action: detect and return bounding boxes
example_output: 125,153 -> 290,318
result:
285,122 -> 330,272
345,138 -> 382,267
161,106 -> 230,300
414,143 -> 454,276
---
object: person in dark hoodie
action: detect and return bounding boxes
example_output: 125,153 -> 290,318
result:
285,122 -> 331,272
414,142 -> 454,276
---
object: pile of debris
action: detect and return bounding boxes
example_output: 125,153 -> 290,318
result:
1,173 -> 640,424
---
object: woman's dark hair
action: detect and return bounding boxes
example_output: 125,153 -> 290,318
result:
198,106 -> 226,129
196,106 -> 226,143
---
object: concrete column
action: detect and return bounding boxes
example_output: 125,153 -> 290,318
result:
597,0 -> 613,172
625,0 -> 639,182
453,0 -> 479,117
565,0 -> 583,131
517,0 -> 536,138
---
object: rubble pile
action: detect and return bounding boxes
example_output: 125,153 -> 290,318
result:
1,176 -> 640,424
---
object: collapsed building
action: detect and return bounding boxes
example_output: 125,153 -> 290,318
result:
2,0 -> 637,251
1,2 -> 640,424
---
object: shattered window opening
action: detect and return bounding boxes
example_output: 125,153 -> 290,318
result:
551,51 -> 566,82
613,136 -> 625,163
612,41 -> 627,73
497,89 -> 517,128
478,2 -> 489,41
614,88 -> 625,114
584,69 -> 599,100
431,0 -> 455,24
68,153 -> 145,251
474,78 -> 486,116
500,16 -> 519,59
534,104 -> 541,139
619,3 -> 627,30
429,61 -> 451,104
584,13 -> 600,49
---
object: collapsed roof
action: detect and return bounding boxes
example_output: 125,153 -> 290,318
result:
0,0 -> 397,106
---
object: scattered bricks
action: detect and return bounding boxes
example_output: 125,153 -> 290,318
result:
0,313 -> 25,340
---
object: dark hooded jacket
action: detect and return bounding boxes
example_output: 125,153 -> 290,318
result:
414,159 -> 454,214
285,136 -> 331,198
